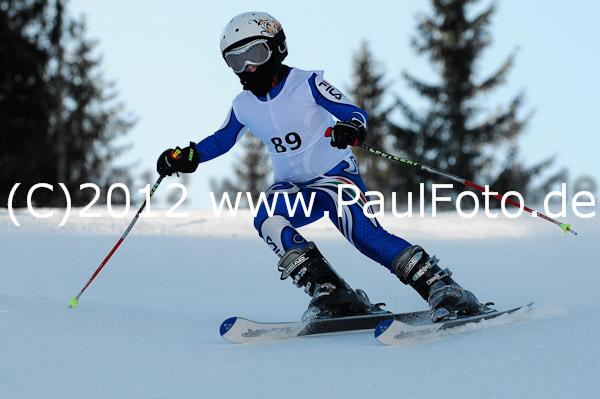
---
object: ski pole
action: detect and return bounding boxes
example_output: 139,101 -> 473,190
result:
68,175 -> 164,308
363,143 -> 577,235
324,127 -> 576,235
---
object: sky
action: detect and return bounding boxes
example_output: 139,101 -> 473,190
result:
66,0 -> 600,210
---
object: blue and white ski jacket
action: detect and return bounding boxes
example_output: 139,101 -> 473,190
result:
195,67 -> 367,183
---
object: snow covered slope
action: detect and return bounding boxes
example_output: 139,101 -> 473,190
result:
1,208 -> 598,398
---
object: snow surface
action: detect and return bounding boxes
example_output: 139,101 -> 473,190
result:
1,207 -> 599,398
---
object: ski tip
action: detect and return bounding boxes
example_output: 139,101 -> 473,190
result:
374,319 -> 394,338
220,317 -> 238,336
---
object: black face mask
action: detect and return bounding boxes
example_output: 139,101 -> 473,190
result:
236,58 -> 279,97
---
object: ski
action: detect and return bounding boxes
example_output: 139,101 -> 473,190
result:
220,310 -> 430,344
374,302 -> 533,345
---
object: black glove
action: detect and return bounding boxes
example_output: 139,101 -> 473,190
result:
156,142 -> 200,176
330,120 -> 366,149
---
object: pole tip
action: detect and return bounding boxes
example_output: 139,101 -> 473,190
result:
69,298 -> 79,307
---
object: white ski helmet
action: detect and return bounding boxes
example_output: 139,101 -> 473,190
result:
220,12 -> 287,73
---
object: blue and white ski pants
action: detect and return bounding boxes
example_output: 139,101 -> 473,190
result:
254,156 -> 411,273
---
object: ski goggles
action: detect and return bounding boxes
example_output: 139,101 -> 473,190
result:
223,39 -> 272,73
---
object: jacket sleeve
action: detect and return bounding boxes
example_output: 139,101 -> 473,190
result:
308,72 -> 368,128
195,107 -> 247,163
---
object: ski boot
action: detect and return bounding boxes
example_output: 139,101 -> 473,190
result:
392,245 -> 492,322
277,242 -> 387,321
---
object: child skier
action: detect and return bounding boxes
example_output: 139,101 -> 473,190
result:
157,11 -> 486,322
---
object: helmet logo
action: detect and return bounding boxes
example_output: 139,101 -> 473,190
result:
250,17 -> 281,36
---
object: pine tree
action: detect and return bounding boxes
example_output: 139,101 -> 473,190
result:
391,0 -> 553,208
0,0 -> 134,208
57,14 -> 135,205
0,0 -> 54,206
349,41 -> 394,205
210,132 -> 272,208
